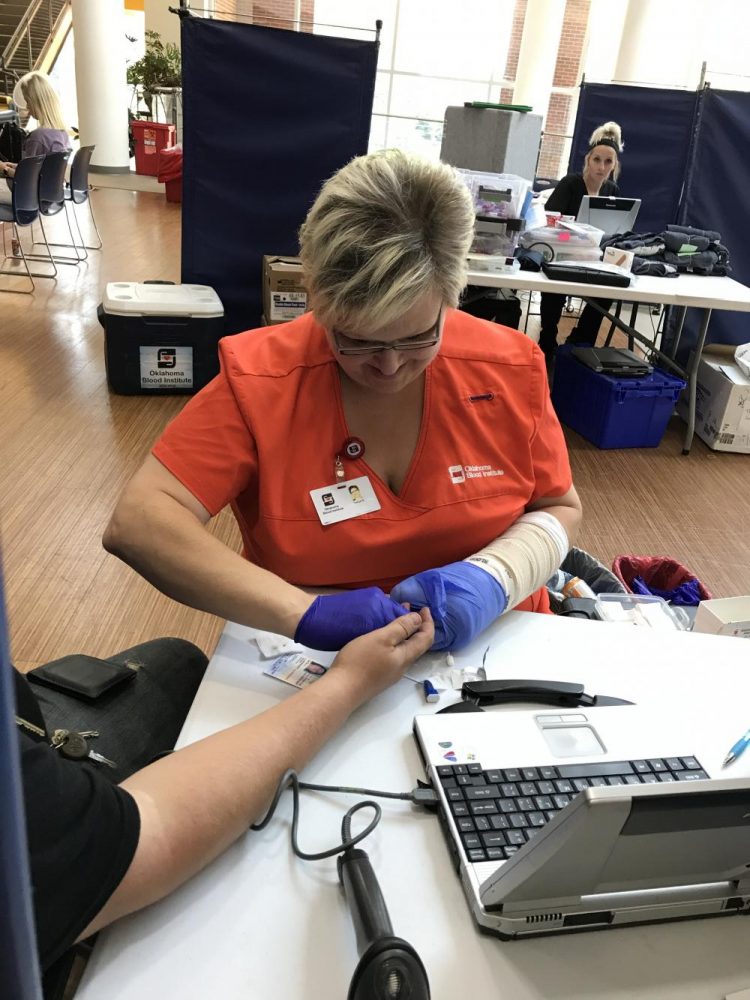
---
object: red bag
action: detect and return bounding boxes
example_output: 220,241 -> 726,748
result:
612,554 -> 713,600
157,145 -> 183,183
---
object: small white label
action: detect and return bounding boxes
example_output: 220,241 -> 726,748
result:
270,290 -> 307,320
310,475 -> 381,526
139,345 -> 194,389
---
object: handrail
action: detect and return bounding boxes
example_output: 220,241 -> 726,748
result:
37,1 -> 71,74
2,0 -> 71,76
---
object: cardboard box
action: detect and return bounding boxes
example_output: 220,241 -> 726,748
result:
262,255 -> 308,323
693,596 -> 750,638
676,349 -> 750,453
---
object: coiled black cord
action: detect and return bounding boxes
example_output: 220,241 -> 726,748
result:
250,769 -> 432,861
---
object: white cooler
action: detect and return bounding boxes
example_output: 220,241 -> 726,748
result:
98,281 -> 224,395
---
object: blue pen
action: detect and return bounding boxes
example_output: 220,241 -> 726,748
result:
722,727 -> 750,767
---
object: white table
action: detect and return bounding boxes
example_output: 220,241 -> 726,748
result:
77,613 -> 750,1000
467,267 -> 750,453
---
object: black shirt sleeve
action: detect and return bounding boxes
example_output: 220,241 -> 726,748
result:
544,174 -> 586,216
19,727 -> 140,970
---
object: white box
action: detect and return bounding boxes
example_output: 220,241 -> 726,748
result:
603,246 -> 634,271
466,253 -> 520,274
693,596 -> 750,638
676,351 -> 750,453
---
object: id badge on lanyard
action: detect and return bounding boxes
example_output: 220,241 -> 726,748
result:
310,475 -> 380,526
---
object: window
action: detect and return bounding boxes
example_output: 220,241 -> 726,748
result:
315,0 -> 515,159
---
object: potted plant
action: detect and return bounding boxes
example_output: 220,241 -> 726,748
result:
127,30 -> 181,118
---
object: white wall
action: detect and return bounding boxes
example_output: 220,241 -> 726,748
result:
583,0 -> 629,84
144,0 -> 181,48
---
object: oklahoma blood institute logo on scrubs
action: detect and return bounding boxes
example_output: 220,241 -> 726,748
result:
448,464 -> 504,485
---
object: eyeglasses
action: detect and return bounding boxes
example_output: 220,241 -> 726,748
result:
332,308 -> 443,357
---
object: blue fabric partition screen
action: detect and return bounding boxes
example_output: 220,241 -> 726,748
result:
673,89 -> 750,356
0,559 -> 43,1000
570,82 -> 750,359
180,16 -> 378,335
569,82 -> 697,235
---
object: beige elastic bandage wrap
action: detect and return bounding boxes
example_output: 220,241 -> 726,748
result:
464,511 -> 569,610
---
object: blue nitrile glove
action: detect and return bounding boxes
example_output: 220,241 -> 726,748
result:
390,562 -> 507,651
294,587 -> 410,651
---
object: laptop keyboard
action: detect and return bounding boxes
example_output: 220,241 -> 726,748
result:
437,756 -> 708,863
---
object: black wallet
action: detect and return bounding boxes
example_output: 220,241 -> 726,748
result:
27,655 -> 137,701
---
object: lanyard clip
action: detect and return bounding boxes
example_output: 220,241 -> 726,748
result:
334,455 -> 345,481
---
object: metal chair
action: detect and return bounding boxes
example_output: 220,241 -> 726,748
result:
26,150 -> 81,272
0,153 -> 44,293
532,175 -> 559,193
65,145 -> 102,256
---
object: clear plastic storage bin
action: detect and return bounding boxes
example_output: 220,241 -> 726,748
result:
457,168 -> 531,220
596,594 -> 690,631
471,217 -> 524,256
519,222 -> 604,262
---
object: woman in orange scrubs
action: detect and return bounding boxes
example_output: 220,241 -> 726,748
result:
105,150 -> 582,651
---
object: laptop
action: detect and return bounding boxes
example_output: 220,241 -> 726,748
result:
572,346 -> 652,377
413,705 -> 750,939
577,196 -> 641,235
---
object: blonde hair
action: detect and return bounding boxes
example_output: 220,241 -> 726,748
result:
584,121 -> 623,181
18,71 -> 66,131
299,149 -> 475,331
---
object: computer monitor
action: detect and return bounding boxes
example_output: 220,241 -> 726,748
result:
577,195 -> 641,235
0,560 -> 43,999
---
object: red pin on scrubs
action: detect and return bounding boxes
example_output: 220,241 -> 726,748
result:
343,437 -> 365,459
334,438 -> 365,481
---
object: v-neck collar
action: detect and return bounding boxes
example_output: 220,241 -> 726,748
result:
331,360 -> 434,506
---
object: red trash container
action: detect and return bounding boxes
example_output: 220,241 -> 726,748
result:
131,120 -> 176,176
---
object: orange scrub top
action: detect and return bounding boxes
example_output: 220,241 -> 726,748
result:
152,309 -> 573,612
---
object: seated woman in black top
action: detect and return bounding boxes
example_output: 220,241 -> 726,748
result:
539,121 -> 624,362
16,613 -> 433,974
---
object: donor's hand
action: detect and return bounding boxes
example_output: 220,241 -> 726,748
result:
328,608 -> 434,703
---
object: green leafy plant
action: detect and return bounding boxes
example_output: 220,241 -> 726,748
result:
127,30 -> 181,115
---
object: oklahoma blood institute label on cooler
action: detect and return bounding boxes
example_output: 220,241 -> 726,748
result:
139,345 -> 194,389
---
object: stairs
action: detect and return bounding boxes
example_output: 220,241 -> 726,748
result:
1,0 -> 70,103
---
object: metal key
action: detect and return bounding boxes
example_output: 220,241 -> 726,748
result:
57,731 -> 116,768
51,728 -> 99,748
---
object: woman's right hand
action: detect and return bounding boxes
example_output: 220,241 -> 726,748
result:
294,587 -> 410,650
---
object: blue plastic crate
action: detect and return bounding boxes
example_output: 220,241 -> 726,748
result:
551,345 -> 687,449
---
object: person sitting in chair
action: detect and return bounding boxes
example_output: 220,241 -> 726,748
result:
0,71 -> 70,203
538,121 -> 625,363
16,611 -> 433,973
